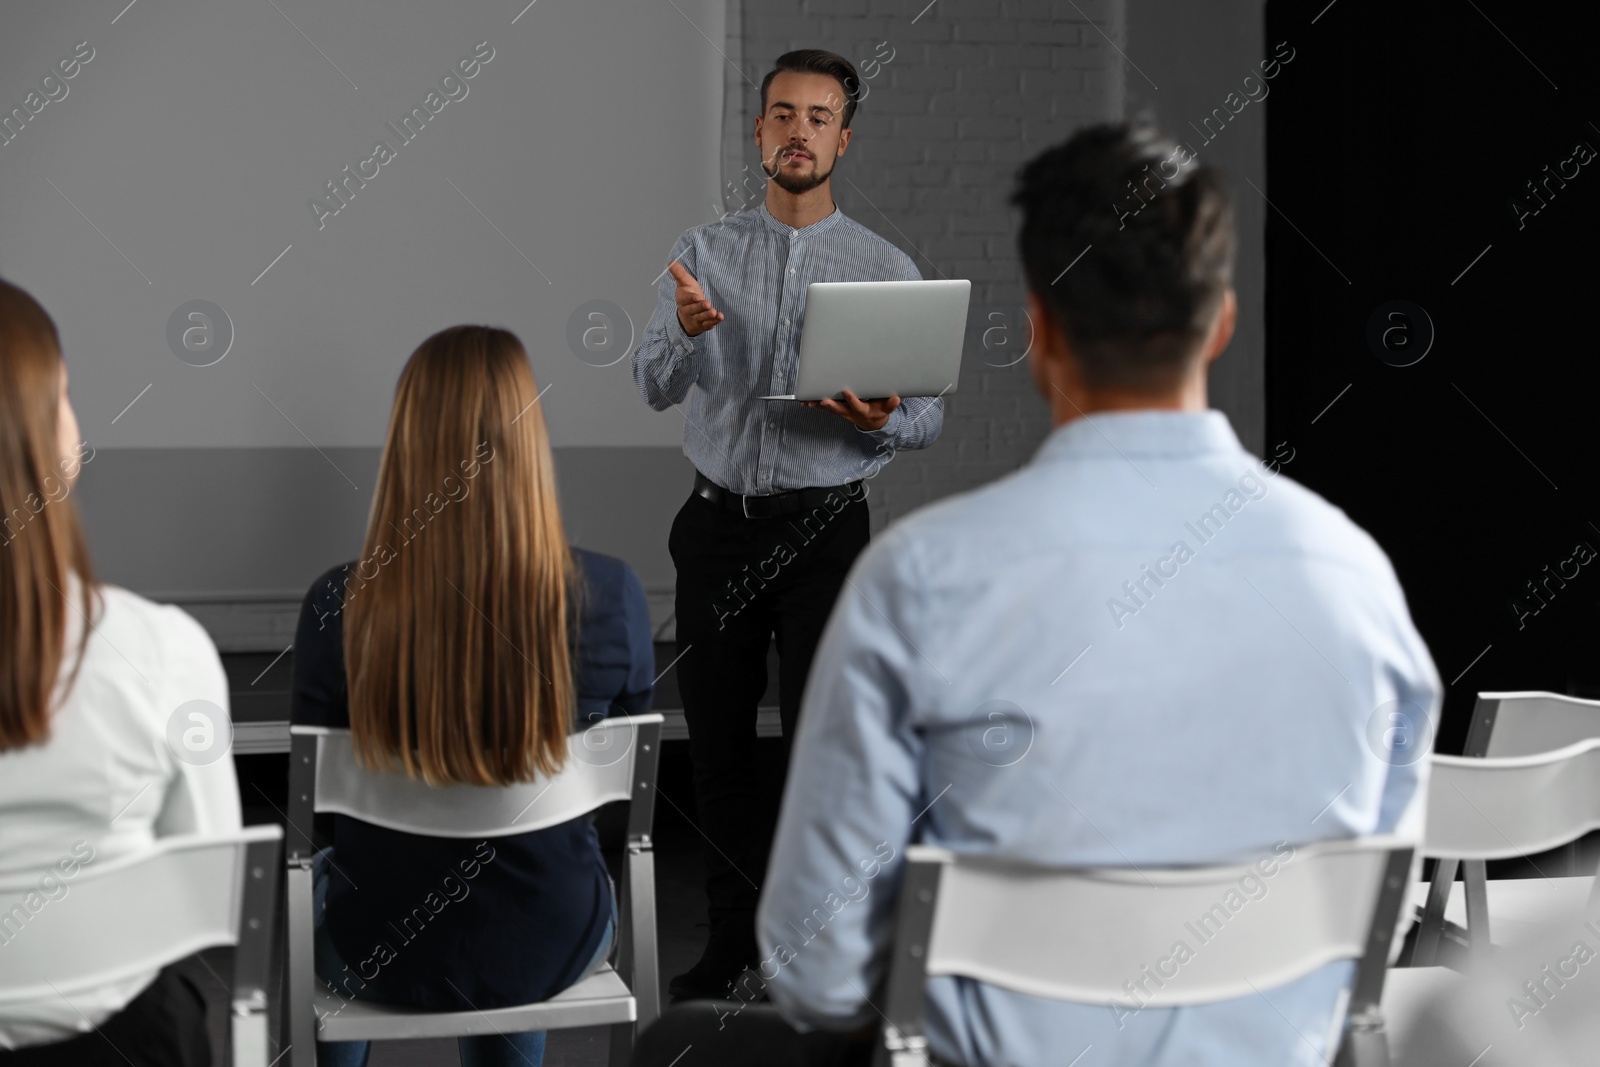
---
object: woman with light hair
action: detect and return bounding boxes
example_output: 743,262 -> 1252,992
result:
293,325 -> 655,1067
0,278 -> 240,1066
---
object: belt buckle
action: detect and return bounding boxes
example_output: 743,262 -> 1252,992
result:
742,492 -> 752,519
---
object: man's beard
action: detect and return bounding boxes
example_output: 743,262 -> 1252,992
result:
764,151 -> 833,194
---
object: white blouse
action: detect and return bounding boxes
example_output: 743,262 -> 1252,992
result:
0,577 -> 240,1050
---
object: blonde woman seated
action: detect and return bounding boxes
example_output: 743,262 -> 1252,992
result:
290,326 -> 655,1067
0,278 -> 241,1067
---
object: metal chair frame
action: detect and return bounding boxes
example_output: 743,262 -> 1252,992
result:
282,713 -> 663,1067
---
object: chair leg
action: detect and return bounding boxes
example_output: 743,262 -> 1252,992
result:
627,845 -> 661,1031
1462,860 -> 1490,965
608,1021 -> 634,1067
232,1003 -> 270,1067
1409,858 -> 1457,967
870,1034 -> 929,1067
285,863 -> 319,1067
1335,1009 -> 1392,1067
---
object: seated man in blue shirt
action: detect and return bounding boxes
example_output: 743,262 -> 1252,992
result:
632,122 -> 1441,1067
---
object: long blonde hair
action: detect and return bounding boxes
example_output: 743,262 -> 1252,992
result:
0,279 -> 98,751
343,326 -> 576,785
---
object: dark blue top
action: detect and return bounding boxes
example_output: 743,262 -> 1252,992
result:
290,548 -> 654,1010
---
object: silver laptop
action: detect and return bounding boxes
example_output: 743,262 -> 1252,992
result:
760,279 -> 971,401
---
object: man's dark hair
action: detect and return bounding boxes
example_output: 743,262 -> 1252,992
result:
1011,123 -> 1236,390
760,49 -> 862,129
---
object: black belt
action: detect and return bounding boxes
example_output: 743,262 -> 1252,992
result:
693,470 -> 862,519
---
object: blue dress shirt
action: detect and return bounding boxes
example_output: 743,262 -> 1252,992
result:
632,202 -> 944,494
756,410 -> 1441,1067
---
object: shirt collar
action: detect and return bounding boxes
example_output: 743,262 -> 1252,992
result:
1033,409 -> 1245,464
757,200 -> 846,240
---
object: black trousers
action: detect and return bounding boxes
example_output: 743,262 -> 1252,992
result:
668,480 -> 872,942
633,1001 -> 876,1067
0,965 -> 211,1067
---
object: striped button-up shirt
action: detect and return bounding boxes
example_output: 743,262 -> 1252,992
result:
632,202 -> 944,495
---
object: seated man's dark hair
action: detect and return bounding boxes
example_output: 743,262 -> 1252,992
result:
761,49 -> 863,128
1010,123 -> 1236,391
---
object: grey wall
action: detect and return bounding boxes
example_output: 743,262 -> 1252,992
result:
1124,0 -> 1267,454
25,0 -> 1269,649
0,0 -> 722,644
0,0 -> 722,449
72,446 -> 697,649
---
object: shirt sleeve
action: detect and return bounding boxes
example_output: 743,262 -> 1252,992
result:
1367,553 -> 1442,839
153,606 -> 242,838
290,567 -> 352,730
862,395 -> 944,452
756,528 -> 929,1030
613,563 -> 656,716
633,231 -> 708,410
1366,558 -> 1442,963
568,552 -> 657,729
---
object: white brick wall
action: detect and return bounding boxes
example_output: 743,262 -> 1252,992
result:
733,0 -> 1123,532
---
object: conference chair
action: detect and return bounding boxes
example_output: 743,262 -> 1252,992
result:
1464,691 -> 1600,759
1402,690 -> 1600,967
1406,737 -> 1600,969
1463,690 -> 1600,876
283,713 -> 663,1067
873,837 -> 1414,1067
1466,690 -> 1600,876
0,827 -> 284,1067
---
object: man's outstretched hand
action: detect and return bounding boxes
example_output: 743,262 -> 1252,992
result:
664,263 -> 894,429
669,262 -> 725,337
803,388 -> 901,431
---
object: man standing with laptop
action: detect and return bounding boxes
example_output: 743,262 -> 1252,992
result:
631,48 -> 945,1000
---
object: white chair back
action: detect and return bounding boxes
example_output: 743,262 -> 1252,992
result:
0,827 -> 283,1067
283,713 -> 664,1067
1423,739 -> 1600,860
292,713 -> 659,836
876,837 -> 1413,1067
1468,691 -> 1600,758
918,837 -> 1401,1006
